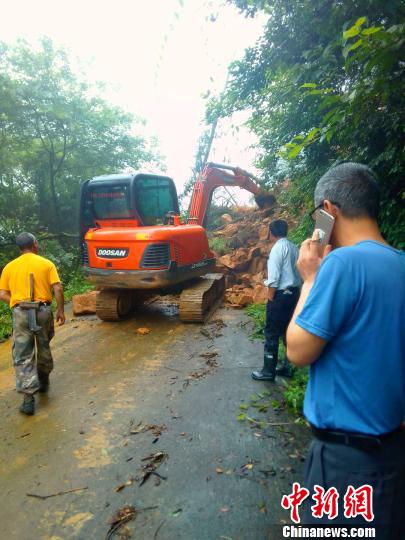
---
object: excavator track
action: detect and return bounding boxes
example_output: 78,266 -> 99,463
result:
96,289 -> 133,322
179,273 -> 225,323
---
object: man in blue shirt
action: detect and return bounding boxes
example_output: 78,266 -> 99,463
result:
252,219 -> 301,381
287,163 -> 404,536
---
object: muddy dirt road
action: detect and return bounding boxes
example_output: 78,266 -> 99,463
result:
0,302 -> 309,539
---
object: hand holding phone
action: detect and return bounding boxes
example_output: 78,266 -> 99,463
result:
314,209 -> 335,249
297,228 -> 333,283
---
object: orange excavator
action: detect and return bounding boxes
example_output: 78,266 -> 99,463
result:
79,162 -> 273,322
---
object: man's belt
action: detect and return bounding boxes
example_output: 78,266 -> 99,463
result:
13,301 -> 51,308
310,424 -> 404,452
280,286 -> 299,295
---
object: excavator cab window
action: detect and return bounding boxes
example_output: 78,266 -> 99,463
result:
135,177 -> 178,226
88,185 -> 132,219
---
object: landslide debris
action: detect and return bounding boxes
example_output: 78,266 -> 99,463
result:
211,206 -> 296,307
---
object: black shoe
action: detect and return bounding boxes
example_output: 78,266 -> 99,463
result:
251,352 -> 277,382
251,370 -> 276,381
38,372 -> 49,393
276,360 -> 295,378
19,394 -> 35,415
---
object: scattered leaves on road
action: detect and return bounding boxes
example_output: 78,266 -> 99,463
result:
106,505 -> 136,540
129,421 -> 166,437
288,449 -> 305,461
200,319 -> 226,340
259,468 -> 277,477
199,351 -> 218,359
259,502 -> 267,514
114,478 -> 134,492
199,351 -> 219,369
141,451 -> 167,463
139,452 -> 168,486
186,349 -> 219,381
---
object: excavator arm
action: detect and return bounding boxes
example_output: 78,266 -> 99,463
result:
187,162 -> 274,227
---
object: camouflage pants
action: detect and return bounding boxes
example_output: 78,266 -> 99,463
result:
12,306 -> 54,394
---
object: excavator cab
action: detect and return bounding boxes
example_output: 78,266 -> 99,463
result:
80,173 -> 179,232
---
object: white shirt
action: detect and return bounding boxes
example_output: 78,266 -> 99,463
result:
264,237 -> 301,290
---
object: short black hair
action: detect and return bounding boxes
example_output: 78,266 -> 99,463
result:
269,219 -> 288,238
315,162 -> 380,219
16,232 -> 36,251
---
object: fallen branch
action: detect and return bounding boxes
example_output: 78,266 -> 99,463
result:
245,415 -> 294,427
0,232 -> 79,248
26,486 -> 88,499
265,422 -> 295,426
154,519 -> 166,540
151,471 -> 167,481
163,366 -> 183,373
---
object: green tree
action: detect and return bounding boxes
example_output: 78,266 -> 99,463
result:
208,1 -> 404,246
0,38 -> 161,240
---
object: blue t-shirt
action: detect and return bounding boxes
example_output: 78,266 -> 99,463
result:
296,240 -> 405,435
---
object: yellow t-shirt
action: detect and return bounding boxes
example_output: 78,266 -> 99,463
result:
0,253 -> 61,307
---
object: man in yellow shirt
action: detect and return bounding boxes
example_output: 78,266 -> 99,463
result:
0,232 -> 65,415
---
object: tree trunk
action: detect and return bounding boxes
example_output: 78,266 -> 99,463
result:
49,153 -> 62,233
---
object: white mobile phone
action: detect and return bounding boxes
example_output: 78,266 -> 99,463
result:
315,209 -> 335,247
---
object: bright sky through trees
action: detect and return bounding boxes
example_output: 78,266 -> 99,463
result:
1,0 -> 266,196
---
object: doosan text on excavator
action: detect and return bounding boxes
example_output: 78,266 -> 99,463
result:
79,163 -> 274,322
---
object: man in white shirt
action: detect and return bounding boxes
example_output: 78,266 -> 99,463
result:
252,219 -> 301,381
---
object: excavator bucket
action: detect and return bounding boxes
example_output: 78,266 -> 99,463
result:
203,162 -> 276,211
254,192 -> 276,209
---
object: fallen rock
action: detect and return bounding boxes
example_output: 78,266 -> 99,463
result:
259,225 -> 269,241
251,271 -> 266,284
225,287 -> 254,307
218,249 -> 250,272
248,246 -> 261,259
214,223 -> 239,238
249,256 -> 267,275
253,284 -> 268,304
240,273 -> 252,286
72,290 -> 99,316
221,214 -> 233,224
137,327 -> 151,335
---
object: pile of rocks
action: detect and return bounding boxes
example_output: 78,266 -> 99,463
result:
212,206 -> 294,307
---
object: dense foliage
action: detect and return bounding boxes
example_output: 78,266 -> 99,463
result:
0,38 -> 161,264
208,1 -> 404,247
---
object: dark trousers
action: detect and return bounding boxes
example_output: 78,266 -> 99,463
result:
264,288 -> 299,357
303,431 -> 405,538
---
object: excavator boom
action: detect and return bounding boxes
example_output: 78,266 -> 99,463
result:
187,162 -> 273,227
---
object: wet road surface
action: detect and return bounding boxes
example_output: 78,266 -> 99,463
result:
0,301 -> 310,539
